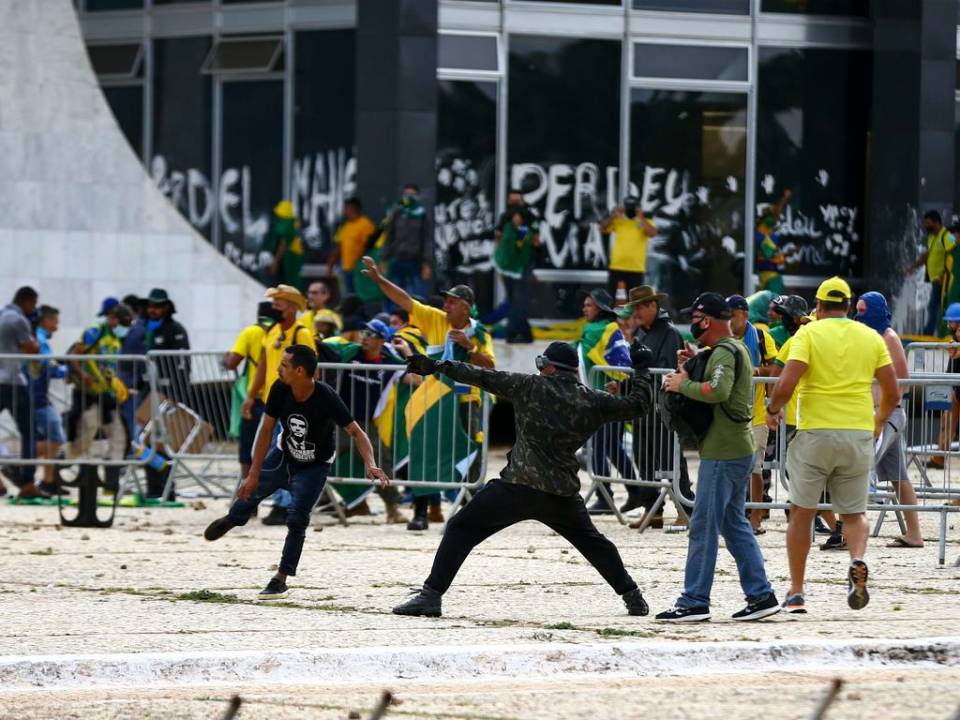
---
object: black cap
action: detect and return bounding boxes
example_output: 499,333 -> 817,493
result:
682,292 -> 732,320
441,285 -> 475,306
147,288 -> 176,313
726,294 -> 749,312
542,341 -> 579,371
772,294 -> 809,321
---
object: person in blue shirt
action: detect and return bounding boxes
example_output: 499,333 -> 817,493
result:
27,305 -> 66,493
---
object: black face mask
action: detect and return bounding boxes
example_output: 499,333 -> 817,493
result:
261,307 -> 283,324
690,319 -> 707,341
507,203 -> 523,216
625,206 -> 638,219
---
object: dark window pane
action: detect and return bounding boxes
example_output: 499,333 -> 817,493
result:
103,85 -> 143,160
630,90 -> 747,309
203,37 -> 283,74
508,35 -> 620,318
756,47 -> 871,280
154,0 -> 209,4
634,44 -> 747,81
521,0 -> 619,4
86,0 -> 142,10
436,79 -> 498,310
955,100 -> 960,213
761,0 -> 868,16
634,0 -> 748,12
438,34 -> 498,72
88,43 -> 142,78
221,80 -> 284,280
293,30 -> 357,262
151,37 -> 214,240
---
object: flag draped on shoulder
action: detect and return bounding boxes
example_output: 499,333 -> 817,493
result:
578,320 -> 630,388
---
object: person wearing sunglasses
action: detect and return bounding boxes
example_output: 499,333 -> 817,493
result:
391,339 -> 655,619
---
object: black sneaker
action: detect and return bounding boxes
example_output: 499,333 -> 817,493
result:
203,516 -> 236,542
847,560 -> 869,610
819,533 -> 846,551
406,516 -> 428,531
257,577 -> 288,600
587,499 -> 614,515
732,592 -> 781,621
655,605 -> 711,623
619,499 -> 643,514
392,586 -> 442,617
262,506 -> 287,526
622,588 -> 649,616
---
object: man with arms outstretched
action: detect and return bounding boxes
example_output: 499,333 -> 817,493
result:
391,340 -> 655,618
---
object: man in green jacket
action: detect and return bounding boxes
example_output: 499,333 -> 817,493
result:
656,293 -> 779,623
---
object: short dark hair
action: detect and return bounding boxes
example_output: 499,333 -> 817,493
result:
403,183 -> 420,193
13,286 -> 38,305
390,309 -> 409,323
924,210 -> 942,224
819,299 -> 850,313
508,188 -> 523,195
285,344 -> 318,376
345,197 -> 362,212
38,305 -> 59,319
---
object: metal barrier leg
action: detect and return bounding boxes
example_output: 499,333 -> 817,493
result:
938,508 -> 947,566
871,510 -> 886,538
635,488 -> 669,534
58,465 -> 117,528
594,481 -> 625,525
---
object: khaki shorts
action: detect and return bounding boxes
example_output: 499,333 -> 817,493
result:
752,424 -> 769,475
785,430 -> 873,514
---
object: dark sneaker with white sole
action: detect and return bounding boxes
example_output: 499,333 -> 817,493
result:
819,534 -> 847,551
622,588 -> 649,616
781,593 -> 807,614
732,592 -> 780,621
203,516 -> 235,541
847,560 -> 869,610
655,605 -> 711,623
392,586 -> 442,617
257,577 -> 288,600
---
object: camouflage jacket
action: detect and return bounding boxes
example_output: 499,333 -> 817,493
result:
440,362 -> 652,496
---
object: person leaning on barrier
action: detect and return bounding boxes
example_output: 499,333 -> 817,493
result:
391,340 -> 655,619
766,277 -> 899,615
575,288 -> 637,515
618,285 -> 694,530
854,292 -> 923,549
656,293 -> 779,623
224,301 -> 281,482
928,302 -> 960,473
205,344 -> 389,600
0,286 -> 42,499
28,305 -> 67,495
66,302 -> 134,494
727,294 -> 778,535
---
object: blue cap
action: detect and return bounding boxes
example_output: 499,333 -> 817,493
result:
364,319 -> 393,340
98,296 -> 119,316
726,294 -> 749,312
945,303 -> 960,322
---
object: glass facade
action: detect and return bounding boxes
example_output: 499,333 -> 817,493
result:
630,90 -> 746,310
508,35 -> 621,318
756,47 -> 871,280
81,2 -> 890,317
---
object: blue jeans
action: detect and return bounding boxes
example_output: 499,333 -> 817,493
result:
228,447 -> 329,576
388,259 -> 427,303
924,280 -> 942,336
679,455 -> 772,608
0,383 -> 35,486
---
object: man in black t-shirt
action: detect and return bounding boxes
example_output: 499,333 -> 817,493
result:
204,344 -> 389,599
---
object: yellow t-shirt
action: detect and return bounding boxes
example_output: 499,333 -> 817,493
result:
259,320 -> 314,403
230,324 -> 267,394
774,337 -> 799,427
926,227 -> 956,281
608,216 -> 651,273
410,300 -> 495,404
336,216 -> 377,271
787,318 -> 892,431
752,327 -> 778,426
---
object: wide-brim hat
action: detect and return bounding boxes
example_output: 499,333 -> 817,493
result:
146,288 -> 176,314
264,284 -> 307,312
622,285 -> 667,310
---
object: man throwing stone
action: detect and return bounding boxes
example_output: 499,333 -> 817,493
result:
766,277 -> 899,613
392,341 -> 655,618
204,344 -> 389,599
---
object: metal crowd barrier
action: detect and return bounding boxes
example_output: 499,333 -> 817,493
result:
0,352 -> 158,524
586,365 -> 960,565
142,352 -> 491,518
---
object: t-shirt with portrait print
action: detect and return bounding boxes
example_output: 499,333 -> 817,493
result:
265,380 -> 354,468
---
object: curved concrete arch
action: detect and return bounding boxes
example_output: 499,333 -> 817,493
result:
0,0 -> 265,350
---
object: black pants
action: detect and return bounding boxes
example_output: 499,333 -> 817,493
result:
632,415 -> 693,512
608,270 -> 645,298
424,480 -> 637,595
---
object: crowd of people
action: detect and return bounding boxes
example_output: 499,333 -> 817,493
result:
0,286 -> 188,499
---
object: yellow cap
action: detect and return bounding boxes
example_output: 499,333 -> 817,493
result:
815,276 -> 852,302
264,284 -> 307,312
312,308 -> 343,332
273,200 -> 295,219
